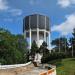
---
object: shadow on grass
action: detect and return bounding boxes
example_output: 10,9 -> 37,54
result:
48,59 -> 63,68
69,58 -> 75,61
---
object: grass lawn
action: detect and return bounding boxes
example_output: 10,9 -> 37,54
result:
48,58 -> 75,75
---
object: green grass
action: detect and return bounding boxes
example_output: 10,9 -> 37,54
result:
48,58 -> 75,75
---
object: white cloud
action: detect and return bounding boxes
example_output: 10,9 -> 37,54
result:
0,0 -> 9,10
0,0 -> 22,16
9,9 -> 22,16
58,0 -> 75,8
52,13 -> 75,35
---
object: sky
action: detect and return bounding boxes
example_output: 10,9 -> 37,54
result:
0,0 -> 75,40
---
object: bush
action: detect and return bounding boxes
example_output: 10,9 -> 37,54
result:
0,28 -> 28,65
41,52 -> 66,64
0,58 -> 7,65
41,53 -> 50,63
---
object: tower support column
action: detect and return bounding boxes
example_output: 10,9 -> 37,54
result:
44,30 -> 46,42
29,29 -> 31,49
48,32 -> 51,51
24,30 -> 26,39
37,28 -> 39,47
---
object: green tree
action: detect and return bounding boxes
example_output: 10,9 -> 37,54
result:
40,41 -> 50,63
0,28 -> 28,64
69,28 -> 75,57
51,37 -> 68,53
31,40 -> 38,56
39,41 -> 49,56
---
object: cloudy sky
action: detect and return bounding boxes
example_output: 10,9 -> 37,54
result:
0,0 -> 75,40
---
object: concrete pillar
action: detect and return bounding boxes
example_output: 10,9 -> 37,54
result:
29,29 -> 31,49
46,32 -> 49,48
37,15 -> 39,47
46,32 -> 48,45
29,15 -> 31,49
24,31 -> 26,39
48,32 -> 51,51
37,28 -> 39,47
44,16 -> 46,42
44,30 -> 46,42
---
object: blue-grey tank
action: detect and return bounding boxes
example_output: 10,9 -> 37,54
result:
23,14 -> 50,32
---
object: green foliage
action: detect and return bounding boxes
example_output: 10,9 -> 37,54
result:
51,28 -> 75,58
69,28 -> 75,57
51,37 -> 68,53
40,41 -> 50,63
0,58 -> 7,65
0,28 -> 28,65
41,52 -> 66,64
72,28 -> 75,38
42,41 -> 47,47
31,40 -> 38,55
39,41 -> 49,55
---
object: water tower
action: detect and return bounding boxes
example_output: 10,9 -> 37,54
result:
23,14 -> 51,49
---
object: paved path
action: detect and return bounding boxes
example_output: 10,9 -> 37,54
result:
18,67 -> 47,75
0,63 -> 48,75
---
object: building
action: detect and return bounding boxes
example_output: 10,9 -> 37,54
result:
23,14 -> 51,49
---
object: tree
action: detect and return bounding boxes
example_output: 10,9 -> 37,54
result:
69,28 -> 75,57
31,40 -> 38,56
0,28 -> 28,64
39,41 -> 49,56
51,37 -> 68,53
40,41 -> 50,63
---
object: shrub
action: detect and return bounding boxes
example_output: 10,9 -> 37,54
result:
41,52 -> 66,64
0,58 -> 7,65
